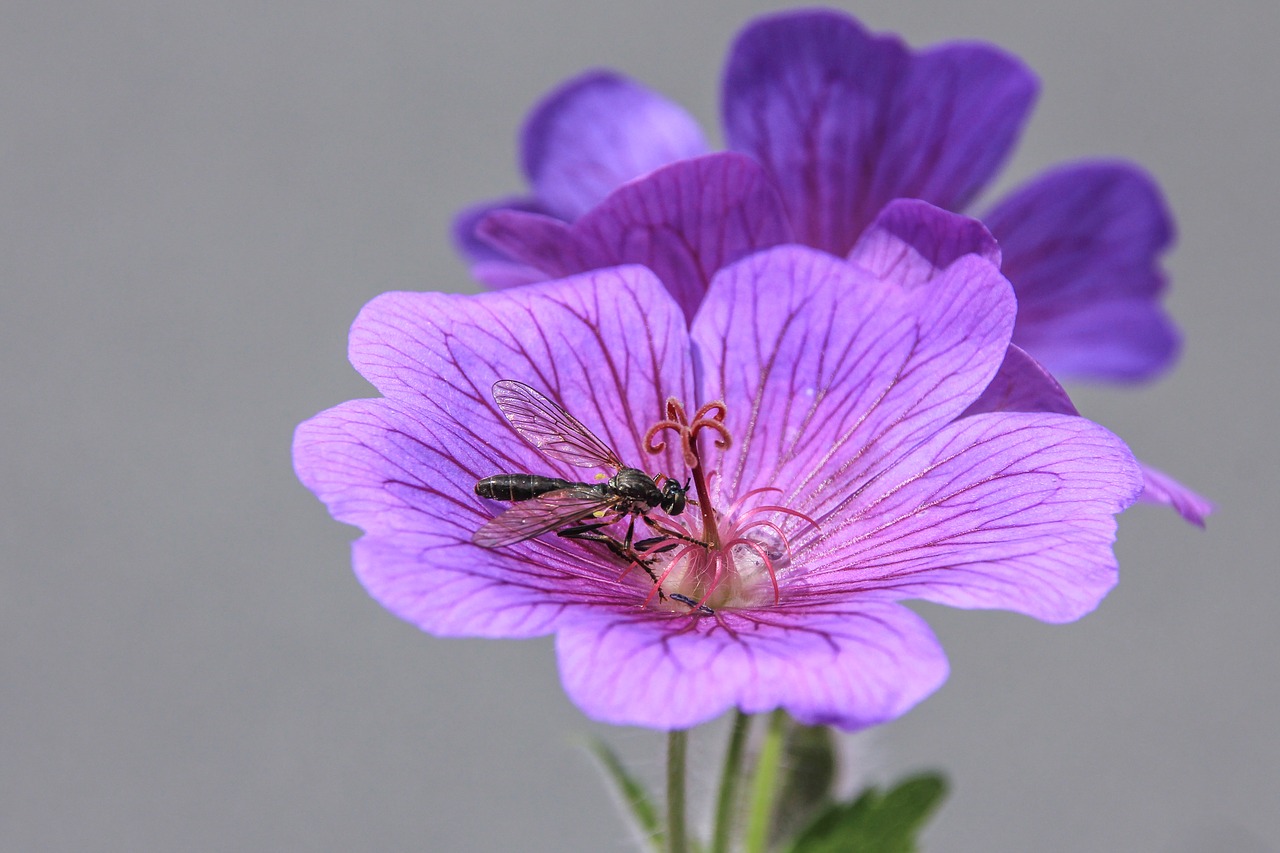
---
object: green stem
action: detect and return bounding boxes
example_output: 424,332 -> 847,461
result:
744,709 -> 788,853
710,711 -> 752,853
667,729 -> 689,853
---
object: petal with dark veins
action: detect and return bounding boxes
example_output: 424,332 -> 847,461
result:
556,599 -> 948,731
723,10 -> 1035,255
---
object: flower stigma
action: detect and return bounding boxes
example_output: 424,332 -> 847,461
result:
642,397 -> 818,614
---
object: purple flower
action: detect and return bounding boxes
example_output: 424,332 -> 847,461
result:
295,204 -> 1142,730
454,8 -> 1179,385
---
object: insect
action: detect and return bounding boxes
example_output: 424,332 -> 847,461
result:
472,380 -> 699,590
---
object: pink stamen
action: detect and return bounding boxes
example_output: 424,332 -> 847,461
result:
739,519 -> 794,564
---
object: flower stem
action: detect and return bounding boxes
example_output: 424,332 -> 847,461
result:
744,709 -> 788,853
667,728 -> 688,853
710,711 -> 751,853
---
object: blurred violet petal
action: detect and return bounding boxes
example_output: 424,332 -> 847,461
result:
454,10 -> 1186,399
521,70 -> 709,220
1138,462 -> 1213,527
453,196 -> 556,288
469,259 -> 553,290
847,198 -> 1001,287
964,345 -> 1212,525
452,195 -> 550,265
476,209 -> 584,279
984,160 -> 1180,381
557,600 -> 948,731
479,153 -> 794,320
1006,298 -> 1180,383
722,9 -> 1036,255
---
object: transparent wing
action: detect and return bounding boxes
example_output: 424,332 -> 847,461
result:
492,379 -> 624,470
472,486 -> 619,548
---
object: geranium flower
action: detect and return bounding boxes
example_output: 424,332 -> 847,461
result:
455,7 -> 1178,385
295,203 -> 1141,730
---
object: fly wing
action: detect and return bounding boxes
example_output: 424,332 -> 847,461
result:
472,486 -> 617,548
492,380 -> 624,470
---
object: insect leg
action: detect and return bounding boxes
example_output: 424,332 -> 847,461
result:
642,515 -> 711,548
558,521 -> 666,597
669,592 -> 715,615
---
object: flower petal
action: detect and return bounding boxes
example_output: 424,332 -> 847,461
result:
722,9 -> 1036,255
1137,462 -> 1214,527
521,70 -> 709,221
347,266 -> 694,475
964,346 -> 1211,525
451,196 -> 554,288
984,161 -> 1179,381
479,153 -> 794,320
452,195 -> 551,265
474,209 -> 584,280
555,599 -> 948,730
692,245 -> 1014,524
847,199 -> 1001,287
962,344 -> 1078,417
294,398 -> 656,638
796,412 -> 1142,623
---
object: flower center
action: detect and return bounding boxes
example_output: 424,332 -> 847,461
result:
641,397 -> 816,612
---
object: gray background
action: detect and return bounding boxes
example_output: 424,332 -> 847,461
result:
2,1 -> 1274,851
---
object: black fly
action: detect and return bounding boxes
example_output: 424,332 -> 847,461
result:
472,380 -> 699,596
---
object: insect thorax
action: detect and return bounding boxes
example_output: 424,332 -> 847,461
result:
609,467 -> 665,509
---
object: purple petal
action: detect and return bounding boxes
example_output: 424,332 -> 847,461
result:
521,70 -> 709,221
692,245 -> 1015,525
347,266 -> 693,473
847,198 -> 1001,288
452,195 -> 551,265
984,161 -> 1179,381
796,412 -> 1142,623
722,9 -> 1036,255
294,399 -> 656,638
962,344 -> 1078,417
963,345 -> 1212,527
1138,462 -> 1213,527
480,153 -> 794,320
555,600 -> 948,730
451,196 -> 555,289
469,259 -> 554,290
1008,299 -> 1180,383
476,209 -> 584,280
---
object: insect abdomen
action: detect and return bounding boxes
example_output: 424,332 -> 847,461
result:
475,474 -> 573,502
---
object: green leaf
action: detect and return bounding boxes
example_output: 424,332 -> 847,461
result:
784,772 -> 948,853
585,737 -> 663,852
770,723 -> 838,844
